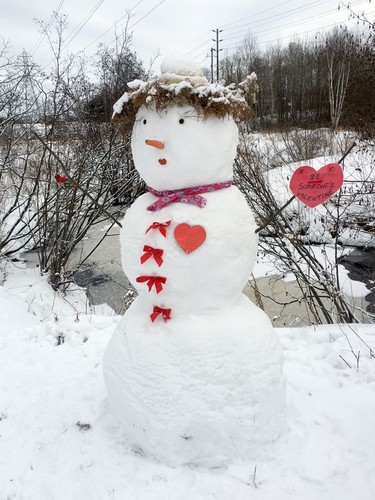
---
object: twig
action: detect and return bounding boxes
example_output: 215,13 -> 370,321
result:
31,131 -> 122,228
337,142 -> 356,164
255,142 -> 357,233
255,196 -> 295,234
79,220 -> 118,267
339,354 -> 352,369
252,465 -> 258,488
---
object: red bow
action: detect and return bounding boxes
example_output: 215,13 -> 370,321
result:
140,245 -> 164,267
150,306 -> 171,323
136,275 -> 167,293
145,221 -> 171,238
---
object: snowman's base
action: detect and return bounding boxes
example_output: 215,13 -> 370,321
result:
103,294 -> 286,467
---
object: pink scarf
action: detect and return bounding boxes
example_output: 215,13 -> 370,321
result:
146,181 -> 232,212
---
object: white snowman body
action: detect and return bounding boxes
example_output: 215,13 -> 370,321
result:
104,95 -> 286,467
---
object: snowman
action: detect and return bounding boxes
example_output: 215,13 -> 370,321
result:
104,57 -> 286,467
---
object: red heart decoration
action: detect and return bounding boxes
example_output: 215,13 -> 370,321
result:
174,223 -> 206,254
289,163 -> 344,208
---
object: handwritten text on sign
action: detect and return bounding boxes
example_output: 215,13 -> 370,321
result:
289,163 -> 344,208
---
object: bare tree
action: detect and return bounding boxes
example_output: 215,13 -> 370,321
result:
323,29 -> 352,129
234,131 -> 372,325
0,14 -> 145,290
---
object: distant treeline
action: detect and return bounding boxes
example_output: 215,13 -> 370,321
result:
219,26 -> 375,136
1,12 -> 374,138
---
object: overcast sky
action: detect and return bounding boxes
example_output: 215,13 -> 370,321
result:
1,0 -> 373,73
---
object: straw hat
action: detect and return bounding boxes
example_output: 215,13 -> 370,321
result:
112,56 -> 258,135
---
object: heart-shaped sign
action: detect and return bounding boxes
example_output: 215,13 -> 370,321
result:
174,223 -> 206,254
289,163 -> 344,208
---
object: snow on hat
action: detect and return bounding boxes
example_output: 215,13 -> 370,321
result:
112,56 -> 258,135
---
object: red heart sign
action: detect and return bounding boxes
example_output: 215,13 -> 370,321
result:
289,163 -> 344,208
174,223 -> 206,254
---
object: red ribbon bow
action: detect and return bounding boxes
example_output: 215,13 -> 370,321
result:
140,245 -> 164,267
145,221 -> 171,238
136,275 -> 167,293
150,306 -> 171,323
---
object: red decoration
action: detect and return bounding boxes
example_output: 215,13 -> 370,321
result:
145,221 -> 171,237
140,245 -> 164,267
55,173 -> 77,188
55,174 -> 69,183
150,306 -> 171,323
158,159 -> 167,165
136,275 -> 167,293
289,163 -> 344,208
174,223 -> 206,254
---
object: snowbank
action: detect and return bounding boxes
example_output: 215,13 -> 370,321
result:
0,266 -> 375,499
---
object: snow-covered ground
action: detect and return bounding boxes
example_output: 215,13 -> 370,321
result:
1,264 -> 375,500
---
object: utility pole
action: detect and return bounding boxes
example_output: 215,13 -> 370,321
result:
211,28 -> 223,82
210,47 -> 214,83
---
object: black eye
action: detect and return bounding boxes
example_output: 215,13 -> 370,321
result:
179,118 -> 185,124
143,119 -> 147,125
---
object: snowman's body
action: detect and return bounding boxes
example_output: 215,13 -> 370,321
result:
104,103 -> 286,467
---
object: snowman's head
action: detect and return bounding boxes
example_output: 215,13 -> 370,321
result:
131,104 -> 238,190
112,56 -> 258,189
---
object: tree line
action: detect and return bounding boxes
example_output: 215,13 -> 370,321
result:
219,23 -> 375,136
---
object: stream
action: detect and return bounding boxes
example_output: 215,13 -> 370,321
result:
22,220 -> 374,325
338,248 -> 375,316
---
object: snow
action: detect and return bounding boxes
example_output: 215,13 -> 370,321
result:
160,56 -> 205,78
104,293 -> 286,467
120,188 -> 258,315
112,92 -> 129,116
1,265 -> 375,499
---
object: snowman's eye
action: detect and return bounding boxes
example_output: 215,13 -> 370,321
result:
179,118 -> 185,124
143,119 -> 147,125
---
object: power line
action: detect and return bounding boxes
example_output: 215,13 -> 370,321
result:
219,0 -> 296,29
172,0 -> 368,63
243,4 -> 373,47
223,3 -> 350,42
62,0 -> 106,50
41,0 -> 164,71
221,0 -> 328,32
173,0 -> 373,69
185,38 -> 212,56
83,0 -> 147,51
223,0 -> 367,37
220,13 -> 374,55
31,0 -> 66,56
173,1 -> 313,58
128,0 -> 165,30
103,0 -> 166,49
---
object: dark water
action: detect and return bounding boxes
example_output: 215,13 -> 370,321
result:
22,245 -> 375,319
73,264 -> 131,314
338,248 -> 375,315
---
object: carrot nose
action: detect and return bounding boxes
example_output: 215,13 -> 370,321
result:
145,139 -> 164,149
